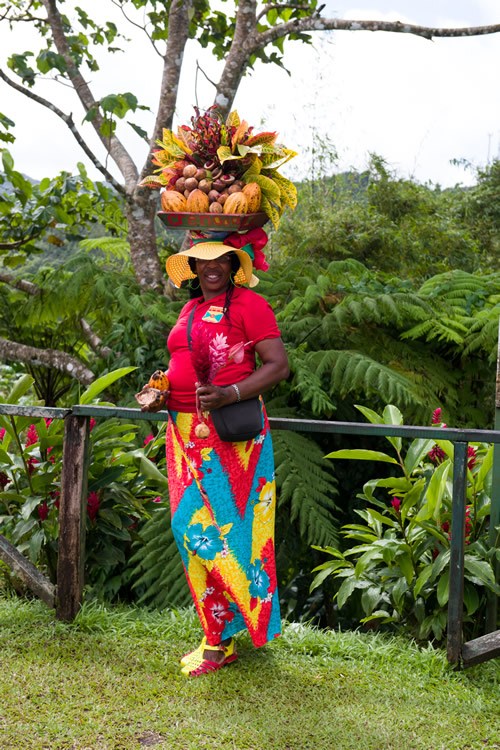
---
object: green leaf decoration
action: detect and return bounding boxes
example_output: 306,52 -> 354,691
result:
259,195 -> 280,230
79,366 -> 137,404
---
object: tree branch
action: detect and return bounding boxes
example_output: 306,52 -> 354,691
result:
0,69 -> 125,196
79,319 -> 113,359
40,0 -> 138,191
0,337 -> 95,385
0,273 -> 39,295
251,17 -> 500,49
140,0 -> 193,183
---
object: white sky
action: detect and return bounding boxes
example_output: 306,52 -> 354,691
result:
0,1 -> 499,187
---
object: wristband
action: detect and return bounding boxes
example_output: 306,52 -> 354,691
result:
231,383 -> 241,403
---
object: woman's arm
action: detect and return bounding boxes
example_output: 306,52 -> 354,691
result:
197,337 -> 289,411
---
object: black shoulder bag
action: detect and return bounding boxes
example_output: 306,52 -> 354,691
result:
187,306 -> 263,442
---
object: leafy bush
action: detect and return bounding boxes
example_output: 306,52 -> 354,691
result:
0,371 -> 168,601
311,404 -> 500,643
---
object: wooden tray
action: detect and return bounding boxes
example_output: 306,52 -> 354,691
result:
157,211 -> 268,231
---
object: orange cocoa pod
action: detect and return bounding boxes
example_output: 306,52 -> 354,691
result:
223,191 -> 249,215
186,188 -> 209,213
147,370 -> 169,390
161,190 -> 187,212
242,182 -> 261,212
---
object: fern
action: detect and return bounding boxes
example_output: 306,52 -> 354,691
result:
129,506 -> 191,609
273,430 -> 339,547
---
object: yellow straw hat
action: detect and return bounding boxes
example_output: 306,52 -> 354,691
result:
166,241 -> 259,288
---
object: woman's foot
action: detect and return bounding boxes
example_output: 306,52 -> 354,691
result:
180,638 -> 237,677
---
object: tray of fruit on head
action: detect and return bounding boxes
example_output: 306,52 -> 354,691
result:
140,106 -> 298,233
157,165 -> 268,232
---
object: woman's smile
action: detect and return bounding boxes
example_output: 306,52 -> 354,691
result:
196,255 -> 233,297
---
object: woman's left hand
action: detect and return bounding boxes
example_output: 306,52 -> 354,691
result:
196,384 -> 234,411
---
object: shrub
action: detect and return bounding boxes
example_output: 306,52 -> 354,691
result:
311,404 -> 500,643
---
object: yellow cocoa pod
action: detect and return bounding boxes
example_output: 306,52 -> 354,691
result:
161,190 -> 187,212
242,182 -> 261,212
223,191 -> 249,215
186,188 -> 209,213
147,370 -> 169,390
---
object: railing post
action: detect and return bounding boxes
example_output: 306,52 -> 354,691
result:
56,414 -> 90,621
447,441 -> 468,666
486,319 -> 500,632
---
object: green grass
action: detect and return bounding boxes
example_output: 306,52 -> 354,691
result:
0,596 -> 499,750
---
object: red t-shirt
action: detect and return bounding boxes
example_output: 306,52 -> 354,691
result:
166,286 -> 281,412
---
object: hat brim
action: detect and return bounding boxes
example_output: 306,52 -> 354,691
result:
166,242 -> 258,288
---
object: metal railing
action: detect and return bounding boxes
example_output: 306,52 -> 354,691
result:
0,402 -> 499,668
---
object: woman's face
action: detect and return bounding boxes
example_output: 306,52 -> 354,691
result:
195,253 -> 233,298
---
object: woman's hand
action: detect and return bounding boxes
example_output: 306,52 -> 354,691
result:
196,384 -> 235,411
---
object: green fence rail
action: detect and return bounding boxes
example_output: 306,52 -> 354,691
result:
0,403 -> 499,669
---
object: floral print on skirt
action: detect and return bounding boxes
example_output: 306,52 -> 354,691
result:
166,402 -> 281,647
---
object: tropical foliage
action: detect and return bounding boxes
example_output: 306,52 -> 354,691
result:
311,404 -> 500,642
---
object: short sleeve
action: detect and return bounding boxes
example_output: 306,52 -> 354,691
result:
240,291 -> 281,345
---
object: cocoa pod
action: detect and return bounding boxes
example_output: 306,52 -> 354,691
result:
223,191 -> 249,215
186,188 -> 210,213
242,182 -> 262,212
161,190 -> 187,212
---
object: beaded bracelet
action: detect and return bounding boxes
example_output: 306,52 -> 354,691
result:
231,383 -> 241,403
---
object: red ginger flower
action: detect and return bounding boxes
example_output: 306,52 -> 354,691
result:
391,497 -> 401,512
143,434 -> 155,446
87,491 -> 100,521
467,446 -> 477,470
0,428 -> 5,441
25,424 -> 38,446
428,445 -> 446,464
38,501 -> 49,521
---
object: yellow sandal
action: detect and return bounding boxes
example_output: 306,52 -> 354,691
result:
180,639 -> 237,677
180,637 -> 207,668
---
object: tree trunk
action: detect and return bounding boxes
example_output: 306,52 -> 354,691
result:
126,190 -> 168,294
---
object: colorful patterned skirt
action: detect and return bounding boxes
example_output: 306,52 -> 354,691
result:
166,402 -> 281,647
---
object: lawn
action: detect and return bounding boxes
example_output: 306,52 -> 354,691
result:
0,595 -> 499,750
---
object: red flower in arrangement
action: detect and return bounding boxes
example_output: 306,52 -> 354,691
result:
89,418 -> 96,432
391,497 -> 402,513
0,471 -> 9,489
25,424 -> 38,447
87,491 -> 100,521
153,496 -> 162,503
0,428 -> 6,441
143,434 -> 155,446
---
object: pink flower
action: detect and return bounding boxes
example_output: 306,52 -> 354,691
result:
143,434 -> 155,446
44,418 -> 52,428
87,491 -> 100,521
0,428 -> 5,441
25,424 -> 38,447
89,418 -> 96,432
431,408 -> 442,424
391,497 -> 401,512
228,341 -> 252,364
153,496 -> 162,503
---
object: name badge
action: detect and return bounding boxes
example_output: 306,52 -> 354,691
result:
202,306 -> 225,323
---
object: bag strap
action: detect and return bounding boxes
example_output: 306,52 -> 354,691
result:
186,304 -> 196,351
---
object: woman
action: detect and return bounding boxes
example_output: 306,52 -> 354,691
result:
142,229 -> 289,677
